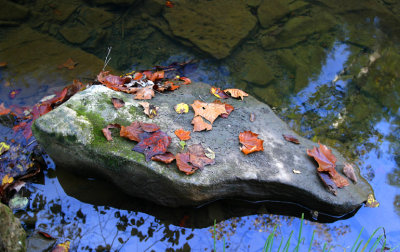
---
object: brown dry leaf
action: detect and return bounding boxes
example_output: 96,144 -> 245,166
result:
307,143 -> 349,188
0,62 -> 7,68
139,102 -> 158,118
250,113 -> 256,122
213,99 -> 234,118
176,153 -> 197,175
111,97 -> 125,109
343,163 -> 357,183
102,124 -> 121,141
224,88 -> 249,100
283,134 -> 300,144
58,58 -> 78,70
151,152 -> 175,164
134,86 -> 155,100
318,172 -> 338,195
191,116 -> 212,132
191,100 -> 226,124
239,131 -> 264,155
188,144 -> 215,169
120,121 -> 144,141
175,128 -> 191,141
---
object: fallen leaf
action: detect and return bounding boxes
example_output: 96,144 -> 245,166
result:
97,71 -> 129,92
307,143 -> 349,188
191,116 -> 212,132
211,87 -> 229,99
191,100 -> 226,124
213,99 -> 234,118
224,88 -> 249,100
204,147 -> 215,160
58,58 -> 78,70
165,0 -> 174,8
175,103 -> 189,114
52,240 -> 70,252
31,103 -> 52,120
0,103 -> 11,115
175,128 -> 191,141
293,169 -> 301,174
318,172 -> 338,195
343,163 -> 357,183
0,62 -> 7,67
179,76 -> 191,85
150,71 -> 165,82
365,193 -> 379,208
2,174 -> 13,186
8,89 -> 21,99
102,124 -> 121,141
188,144 -> 215,169
133,72 -> 143,80
283,134 -> 300,144
151,152 -> 175,163
239,131 -> 264,155
250,113 -> 256,122
0,142 -> 10,156
176,153 -> 197,175
133,130 -> 171,161
38,231 -> 55,239
139,102 -> 158,118
142,70 -> 153,79
140,122 -> 160,132
111,98 -> 125,109
120,121 -> 144,142
179,140 -> 186,150
134,86 -> 155,100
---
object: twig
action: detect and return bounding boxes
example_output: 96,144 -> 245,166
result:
102,47 -> 112,71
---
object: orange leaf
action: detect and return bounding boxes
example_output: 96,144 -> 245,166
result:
191,116 -> 212,132
58,58 -> 78,70
175,128 -> 191,141
151,152 -> 175,163
224,88 -> 249,100
0,62 -> 7,67
211,87 -> 229,99
191,100 -> 226,124
150,71 -> 165,82
179,76 -> 191,85
176,153 -> 197,175
134,86 -> 155,100
213,99 -> 234,118
165,0 -> 174,8
0,103 -> 11,115
120,122 -> 144,142
239,131 -> 264,154
306,143 -> 349,188
133,72 -> 143,80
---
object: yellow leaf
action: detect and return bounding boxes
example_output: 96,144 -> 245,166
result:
52,240 -> 70,252
365,193 -> 379,208
174,103 -> 189,114
2,174 -> 13,186
0,142 -> 10,156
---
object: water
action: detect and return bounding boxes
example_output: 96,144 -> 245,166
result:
1,0 -> 400,251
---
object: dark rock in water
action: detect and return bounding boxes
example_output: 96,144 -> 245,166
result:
59,25 -> 91,44
0,203 -> 26,252
33,83 -> 373,216
162,0 -> 257,59
0,0 -> 29,22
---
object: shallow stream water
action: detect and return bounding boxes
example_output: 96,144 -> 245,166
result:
1,0 -> 400,251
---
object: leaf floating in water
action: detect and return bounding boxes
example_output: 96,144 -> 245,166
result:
283,134 -> 300,144
0,103 -> 11,115
51,240 -> 70,252
365,193 -> 379,208
38,231 -> 55,239
111,97 -> 125,109
8,89 -> 21,99
58,58 -> 78,70
0,142 -> 10,156
0,62 -> 7,67
343,163 -> 357,183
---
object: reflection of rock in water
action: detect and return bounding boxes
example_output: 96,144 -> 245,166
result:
55,165 -> 360,228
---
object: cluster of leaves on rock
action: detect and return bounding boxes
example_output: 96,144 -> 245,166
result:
97,68 -> 267,175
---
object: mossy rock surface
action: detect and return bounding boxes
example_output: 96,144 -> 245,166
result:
0,203 -> 26,252
33,83 -> 373,216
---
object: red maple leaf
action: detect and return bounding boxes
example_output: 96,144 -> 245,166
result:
133,130 -> 171,161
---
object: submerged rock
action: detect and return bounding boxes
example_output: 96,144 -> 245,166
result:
163,0 -> 257,59
33,83 -> 373,216
0,203 -> 26,252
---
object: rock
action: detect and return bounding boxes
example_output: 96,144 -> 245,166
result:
79,6 -> 114,28
238,50 -> 274,86
0,0 -> 29,21
163,0 -> 257,59
59,24 -> 91,44
91,0 -> 139,5
0,203 -> 26,252
33,83 -> 374,216
53,2 -> 78,22
257,0 -> 291,28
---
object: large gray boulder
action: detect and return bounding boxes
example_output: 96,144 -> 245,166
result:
32,83 -> 373,216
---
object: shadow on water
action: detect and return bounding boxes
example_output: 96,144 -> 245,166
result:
1,0 -> 400,250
